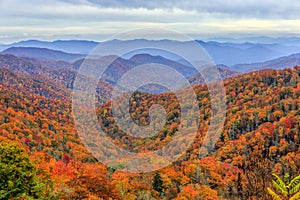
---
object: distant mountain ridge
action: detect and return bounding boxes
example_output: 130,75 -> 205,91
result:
207,36 -> 300,47
2,39 -> 300,66
1,47 -> 85,62
232,53 -> 300,72
0,40 -> 99,54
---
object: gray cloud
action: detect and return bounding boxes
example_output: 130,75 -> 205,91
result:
0,0 -> 300,42
83,0 -> 300,19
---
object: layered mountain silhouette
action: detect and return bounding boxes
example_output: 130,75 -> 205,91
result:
2,39 -> 300,66
1,39 -> 300,93
0,52 -> 238,94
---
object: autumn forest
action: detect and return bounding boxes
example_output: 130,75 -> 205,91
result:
0,46 -> 299,200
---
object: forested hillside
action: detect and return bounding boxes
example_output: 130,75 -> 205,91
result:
0,60 -> 299,199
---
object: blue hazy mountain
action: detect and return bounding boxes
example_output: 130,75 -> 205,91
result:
83,39 -> 300,66
207,36 -> 300,47
1,38 -> 300,66
1,47 -> 85,62
0,40 -> 99,54
231,53 -> 300,72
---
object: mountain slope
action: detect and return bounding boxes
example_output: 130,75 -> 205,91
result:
188,66 -> 239,85
129,53 -> 197,77
0,54 -> 120,103
232,53 -> 300,72
0,67 -> 69,100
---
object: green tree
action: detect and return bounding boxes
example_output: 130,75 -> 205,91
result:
153,172 -> 164,195
267,173 -> 300,200
0,137 -> 57,200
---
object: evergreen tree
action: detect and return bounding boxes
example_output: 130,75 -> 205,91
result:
153,171 -> 164,194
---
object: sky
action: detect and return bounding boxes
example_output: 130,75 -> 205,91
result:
1,0 -> 300,43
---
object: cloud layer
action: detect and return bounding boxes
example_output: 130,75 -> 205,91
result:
0,0 -> 300,42
84,0 -> 300,19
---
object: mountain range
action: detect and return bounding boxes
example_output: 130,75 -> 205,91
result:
0,51 -> 238,94
2,39 -> 300,66
1,40 -> 300,90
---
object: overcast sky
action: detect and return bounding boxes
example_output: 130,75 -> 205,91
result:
0,0 -> 300,43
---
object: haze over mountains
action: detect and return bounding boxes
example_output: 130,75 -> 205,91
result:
1,38 -> 300,66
